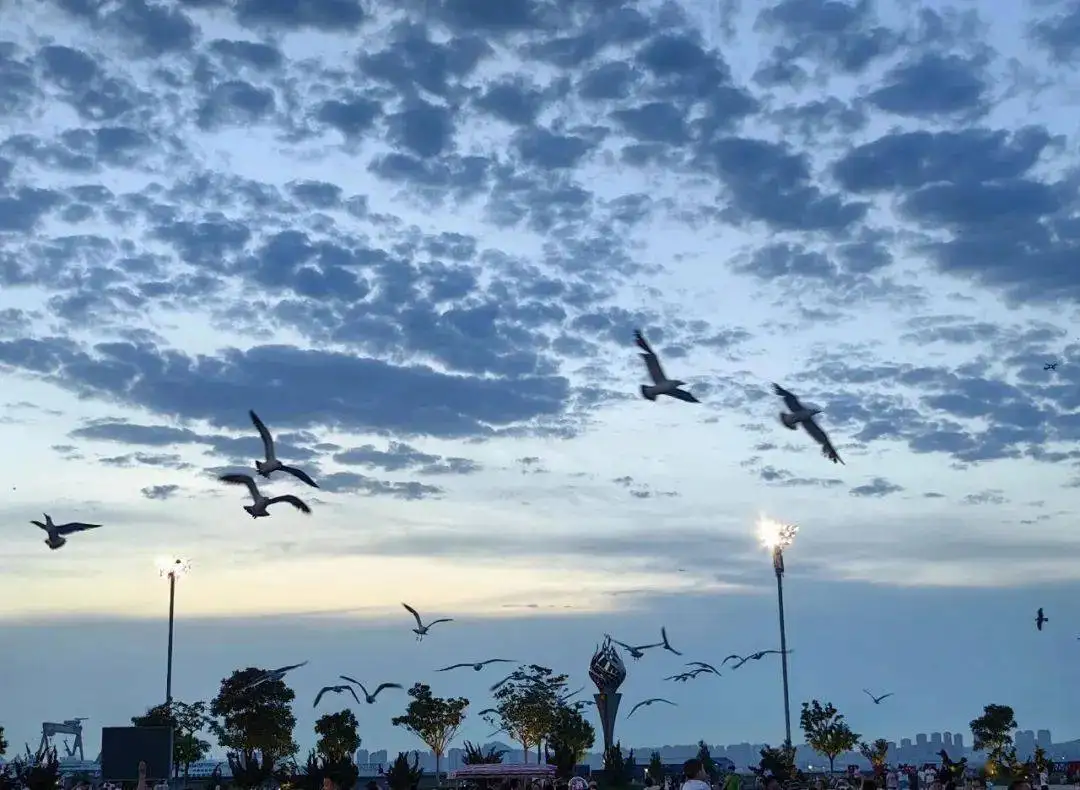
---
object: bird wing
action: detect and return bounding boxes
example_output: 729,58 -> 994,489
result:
772,383 -> 804,412
249,410 -> 275,461
661,627 -> 681,654
436,664 -> 469,672
373,683 -> 403,696
610,638 -> 634,651
636,642 -> 663,651
863,689 -> 875,700
627,701 -> 647,718
668,388 -> 700,403
338,675 -> 368,698
803,417 -> 844,464
402,603 -> 424,627
220,473 -> 260,498
313,687 -> 333,707
55,522 -> 103,535
343,685 -> 362,705
427,618 -> 453,626
640,353 -> 667,385
280,465 -> 319,488
481,658 -> 515,666
633,329 -> 656,356
31,520 -> 47,531
279,661 -> 308,673
878,693 -> 894,701
720,655 -> 743,666
267,495 -> 312,513
654,698 -> 676,706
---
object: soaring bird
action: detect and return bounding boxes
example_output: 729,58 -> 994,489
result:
660,627 -> 681,656
633,329 -> 700,403
725,650 -> 788,669
559,686 -> 585,704
241,661 -> 308,691
219,473 -> 312,518
437,659 -> 516,672
1036,607 -> 1048,631
402,603 -> 453,641
338,677 -> 403,703
248,410 -> 319,487
627,698 -> 677,717
863,689 -> 894,704
665,669 -> 706,682
314,685 -> 361,707
31,514 -> 102,550
773,383 -> 844,464
1045,362 -> 1058,371
608,635 -> 663,659
686,661 -> 722,676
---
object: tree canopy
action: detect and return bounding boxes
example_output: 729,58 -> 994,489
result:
0,725 -> 7,757
970,704 -> 1018,773
799,700 -> 860,773
131,700 -> 212,777
545,703 -> 595,777
753,744 -> 797,783
210,667 -> 299,762
391,683 -> 468,778
315,710 -> 361,763
487,664 -> 568,763
462,741 -> 505,765
696,742 -> 718,780
859,740 -> 889,774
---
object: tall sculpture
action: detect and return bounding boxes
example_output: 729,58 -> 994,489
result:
589,637 -> 627,754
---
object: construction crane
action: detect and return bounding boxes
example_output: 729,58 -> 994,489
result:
39,718 -> 88,761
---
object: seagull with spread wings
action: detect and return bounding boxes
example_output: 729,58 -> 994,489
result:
1036,607 -> 1048,631
314,685 -> 361,707
437,659 -> 516,672
773,383 -> 844,464
339,676 -> 403,703
219,473 -> 312,518
607,634 -> 663,660
863,689 -> 894,705
634,329 -> 700,403
627,698 -> 677,717
31,513 -> 102,550
402,602 -> 453,641
659,626 -> 681,656
685,661 -> 722,676
249,410 -> 319,487
724,650 -> 789,670
240,661 -> 308,691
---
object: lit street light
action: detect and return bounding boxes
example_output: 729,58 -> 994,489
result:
157,557 -> 190,705
757,516 -> 798,747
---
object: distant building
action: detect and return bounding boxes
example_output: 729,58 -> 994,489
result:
944,733 -> 953,749
1037,731 -> 1052,749
954,734 -> 964,749
901,739 -> 912,749
916,734 -> 927,747
931,733 -> 942,747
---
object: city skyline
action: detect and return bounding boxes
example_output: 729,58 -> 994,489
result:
3,0 -> 1080,765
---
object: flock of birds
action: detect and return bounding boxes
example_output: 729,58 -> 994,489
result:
30,328 -> 852,550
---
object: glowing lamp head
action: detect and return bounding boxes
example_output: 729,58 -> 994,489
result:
756,515 -> 797,571
157,557 -> 191,578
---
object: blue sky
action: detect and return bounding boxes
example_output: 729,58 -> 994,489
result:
2,0 -> 1080,761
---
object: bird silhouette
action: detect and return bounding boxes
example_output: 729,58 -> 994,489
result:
607,634 -> 663,659
863,689 -> 894,705
723,650 -> 789,669
218,474 -> 311,518
402,602 -> 453,641
627,698 -> 677,717
240,661 -> 308,691
773,383 -> 844,464
1045,362 -> 1058,371
436,659 -> 516,672
338,677 -> 403,703
248,410 -> 319,487
665,669 -> 706,682
634,329 -> 700,403
31,514 -> 102,550
314,685 -> 360,707
660,626 -> 681,655
1036,607 -> 1048,631
685,661 -> 722,676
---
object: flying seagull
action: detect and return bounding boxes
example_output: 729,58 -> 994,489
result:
313,685 -> 361,708
607,634 -> 663,660
338,676 -> 403,703
558,686 -> 585,704
665,669 -> 706,682
627,698 -> 677,718
633,329 -> 700,403
241,661 -> 308,691
660,626 -> 681,656
249,410 -> 319,487
725,650 -> 789,670
219,473 -> 312,518
1036,607 -> 1048,631
402,602 -> 453,641
773,383 -> 844,464
863,689 -> 894,705
437,659 -> 516,672
685,661 -> 722,676
31,514 -> 102,550
489,672 -> 516,692
1045,362 -> 1058,371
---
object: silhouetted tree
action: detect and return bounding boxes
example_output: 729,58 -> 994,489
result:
391,683 -> 467,782
752,744 -> 798,783
386,752 -> 423,790
0,725 -> 6,757
970,704 -> 1019,776
860,740 -> 890,777
486,665 -> 567,763
696,742 -> 718,780
463,741 -> 505,765
648,752 -> 665,783
132,699 -> 213,778
546,703 -> 595,778
211,667 -> 299,787
800,700 -> 860,774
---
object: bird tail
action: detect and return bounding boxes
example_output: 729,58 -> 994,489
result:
640,385 -> 658,401
779,412 -> 799,429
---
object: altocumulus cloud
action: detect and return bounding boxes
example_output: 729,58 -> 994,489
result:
0,0 -> 1077,536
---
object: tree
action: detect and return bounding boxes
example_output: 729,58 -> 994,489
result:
0,725 -> 6,757
315,710 -> 361,763
648,752 -> 665,782
859,740 -> 889,776
800,700 -> 860,774
970,704 -> 1018,775
132,700 -> 213,778
486,664 -> 568,763
604,743 -> 632,787
546,704 -> 595,778
391,683 -> 468,781
697,742 -> 718,780
752,745 -> 798,784
211,666 -> 298,787
463,741 -> 505,765
386,752 -> 423,790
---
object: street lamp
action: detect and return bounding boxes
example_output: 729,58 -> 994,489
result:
757,516 -> 798,747
157,557 -> 190,705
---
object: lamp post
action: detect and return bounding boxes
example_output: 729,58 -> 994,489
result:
757,517 -> 798,747
157,557 -> 190,705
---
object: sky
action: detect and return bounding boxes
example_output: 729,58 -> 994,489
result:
1,0 -> 1080,762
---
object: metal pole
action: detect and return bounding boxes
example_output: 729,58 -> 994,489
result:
166,571 -> 176,704
775,553 -> 792,747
